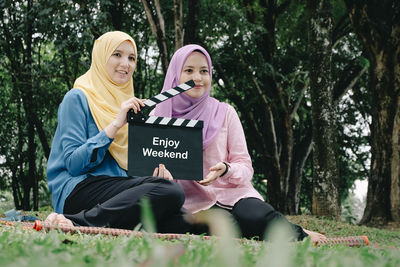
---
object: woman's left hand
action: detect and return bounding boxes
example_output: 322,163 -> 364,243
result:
45,212 -> 74,228
105,97 -> 145,138
153,164 -> 174,181
114,97 -> 146,128
198,162 -> 227,186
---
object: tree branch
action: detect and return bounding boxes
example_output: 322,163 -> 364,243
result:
154,0 -> 165,36
237,51 -> 281,167
290,78 -> 309,119
333,60 -> 368,104
213,63 -> 269,157
141,0 -> 169,73
332,14 -> 352,49
141,0 -> 158,37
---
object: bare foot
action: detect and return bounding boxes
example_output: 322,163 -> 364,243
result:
303,229 -> 327,244
45,212 -> 74,228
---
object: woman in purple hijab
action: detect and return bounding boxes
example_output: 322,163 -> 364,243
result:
155,45 -> 326,242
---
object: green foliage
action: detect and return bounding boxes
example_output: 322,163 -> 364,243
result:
0,0 -> 372,214
341,191 -> 366,224
0,0 -> 164,210
0,191 -> 14,213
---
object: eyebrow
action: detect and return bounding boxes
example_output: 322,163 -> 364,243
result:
114,49 -> 136,56
183,65 -> 209,69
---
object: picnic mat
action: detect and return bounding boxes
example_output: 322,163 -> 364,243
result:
0,219 -> 369,247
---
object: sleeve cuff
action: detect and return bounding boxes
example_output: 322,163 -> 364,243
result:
87,130 -> 113,146
219,161 -> 230,177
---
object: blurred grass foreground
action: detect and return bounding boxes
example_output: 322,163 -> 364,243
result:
1,205 -> 399,267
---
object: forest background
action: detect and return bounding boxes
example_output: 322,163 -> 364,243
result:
0,0 -> 399,228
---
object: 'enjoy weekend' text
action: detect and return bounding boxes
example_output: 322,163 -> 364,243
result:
142,137 -> 188,159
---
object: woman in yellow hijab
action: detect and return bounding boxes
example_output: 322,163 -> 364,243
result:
46,31 -> 203,234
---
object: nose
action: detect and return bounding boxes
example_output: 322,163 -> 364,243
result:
193,71 -> 201,81
119,56 -> 130,67
120,56 -> 130,67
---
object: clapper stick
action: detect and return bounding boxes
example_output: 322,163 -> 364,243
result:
127,80 -> 195,123
143,80 -> 195,108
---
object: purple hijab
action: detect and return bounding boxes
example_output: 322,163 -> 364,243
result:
154,44 -> 228,149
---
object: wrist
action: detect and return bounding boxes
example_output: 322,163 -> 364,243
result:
112,120 -> 123,129
220,162 -> 230,177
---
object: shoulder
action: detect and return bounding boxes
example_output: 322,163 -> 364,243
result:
224,103 -> 236,114
223,103 -> 239,120
58,88 -> 90,117
63,88 -> 87,100
221,103 -> 245,132
61,88 -> 88,107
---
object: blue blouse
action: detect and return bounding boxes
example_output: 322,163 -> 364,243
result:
47,89 -> 128,213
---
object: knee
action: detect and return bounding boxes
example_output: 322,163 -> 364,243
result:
232,198 -> 280,239
232,198 -> 276,221
156,180 -> 185,208
168,181 -> 185,206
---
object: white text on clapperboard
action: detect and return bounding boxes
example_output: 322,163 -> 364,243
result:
142,137 -> 188,159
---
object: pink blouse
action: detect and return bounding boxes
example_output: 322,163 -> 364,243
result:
176,104 -> 264,213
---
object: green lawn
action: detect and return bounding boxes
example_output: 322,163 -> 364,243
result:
1,210 -> 399,267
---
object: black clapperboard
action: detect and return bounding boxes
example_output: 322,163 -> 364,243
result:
127,80 -> 203,180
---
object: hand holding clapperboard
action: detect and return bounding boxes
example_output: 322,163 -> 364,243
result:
127,80 -> 203,180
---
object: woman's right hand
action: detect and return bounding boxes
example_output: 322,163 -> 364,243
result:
105,97 -> 145,138
303,229 -> 327,244
197,162 -> 227,186
153,164 -> 174,181
114,97 -> 145,128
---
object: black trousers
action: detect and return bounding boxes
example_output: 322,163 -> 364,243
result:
215,197 -> 308,241
63,175 -> 204,234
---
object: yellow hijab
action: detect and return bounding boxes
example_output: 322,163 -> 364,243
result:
74,31 -> 137,170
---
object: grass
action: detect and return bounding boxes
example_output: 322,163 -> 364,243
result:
1,208 -> 399,267
288,215 -> 400,248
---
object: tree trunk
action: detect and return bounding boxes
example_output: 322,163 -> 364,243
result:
19,0 -> 37,210
359,53 -> 400,225
308,0 -> 340,218
287,134 -> 313,214
391,97 -> 400,221
183,0 -> 200,45
173,0 -> 183,51
12,97 -> 24,210
345,0 -> 400,225
33,116 -> 50,160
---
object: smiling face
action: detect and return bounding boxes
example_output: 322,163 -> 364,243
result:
179,51 -> 210,98
106,41 -> 136,85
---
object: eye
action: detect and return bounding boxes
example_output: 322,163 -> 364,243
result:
184,68 -> 193,73
201,69 -> 209,74
113,52 -> 121,57
129,55 -> 136,61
